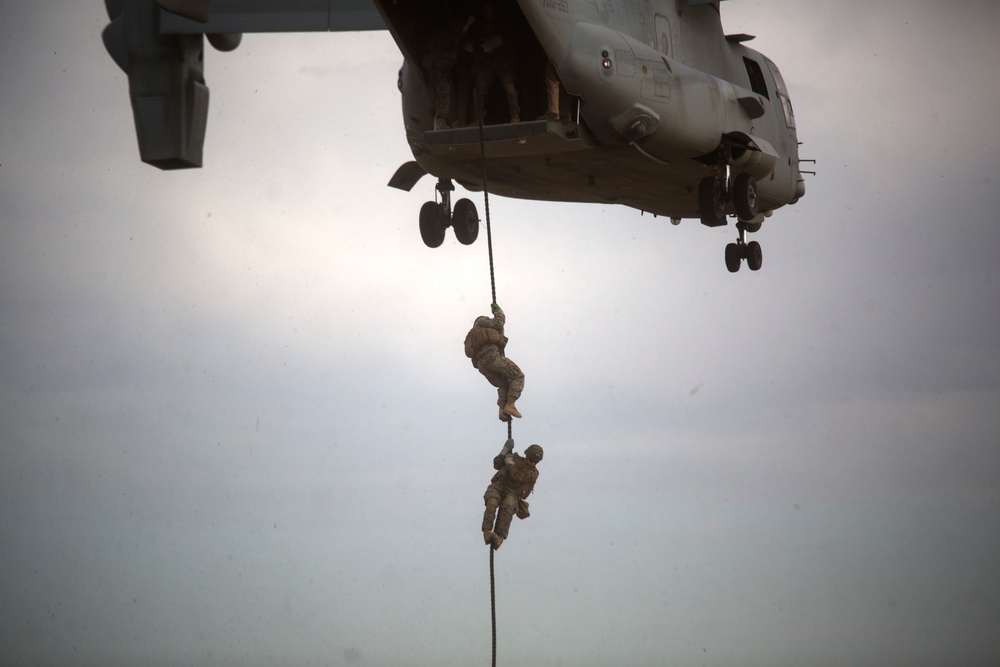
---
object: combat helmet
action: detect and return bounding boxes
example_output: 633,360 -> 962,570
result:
524,444 -> 543,463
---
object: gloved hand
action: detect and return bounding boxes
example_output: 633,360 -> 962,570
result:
491,302 -> 500,314
504,454 -> 516,467
500,438 -> 514,456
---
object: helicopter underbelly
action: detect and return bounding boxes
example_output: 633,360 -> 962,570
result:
407,119 -> 774,220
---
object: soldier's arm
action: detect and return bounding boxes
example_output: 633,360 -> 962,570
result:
480,304 -> 505,330
498,438 -> 514,457
493,307 -> 506,329
493,438 -> 514,470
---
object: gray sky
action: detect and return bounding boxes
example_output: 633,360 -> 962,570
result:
2,1 -> 999,666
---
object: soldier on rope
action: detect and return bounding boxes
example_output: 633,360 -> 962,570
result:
482,438 -> 543,550
464,303 -> 524,421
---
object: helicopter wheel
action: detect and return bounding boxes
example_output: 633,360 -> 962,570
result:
725,242 -> 742,273
419,201 -> 447,248
698,176 -> 727,227
746,240 -> 763,271
733,173 -> 759,221
452,198 -> 479,245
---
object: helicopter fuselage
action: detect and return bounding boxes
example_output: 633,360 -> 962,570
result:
381,0 -> 804,223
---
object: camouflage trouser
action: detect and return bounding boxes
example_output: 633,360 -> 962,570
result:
422,52 -> 457,118
474,64 -> 520,119
483,485 -> 519,538
476,348 -> 524,409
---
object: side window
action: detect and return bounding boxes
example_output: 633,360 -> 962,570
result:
764,57 -> 795,128
654,14 -> 672,58
778,93 -> 795,129
743,57 -> 769,99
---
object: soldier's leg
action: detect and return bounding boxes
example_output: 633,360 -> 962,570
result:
480,360 -> 511,421
483,487 -> 501,544
493,493 -> 519,539
482,497 -> 499,532
495,357 -> 524,418
426,55 -> 456,129
496,385 -> 510,422
495,357 -> 524,400
479,361 -> 504,390
472,68 -> 494,122
544,61 -> 560,119
500,68 -> 519,122
453,54 -> 473,127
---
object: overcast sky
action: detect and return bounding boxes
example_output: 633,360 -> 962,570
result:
2,1 -> 999,666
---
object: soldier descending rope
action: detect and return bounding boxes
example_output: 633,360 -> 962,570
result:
482,438 -> 543,550
464,303 -> 524,421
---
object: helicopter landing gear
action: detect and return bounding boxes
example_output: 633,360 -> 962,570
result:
699,166 -> 763,272
698,174 -> 727,227
419,201 -> 447,248
733,172 -> 759,221
725,221 -> 762,273
419,179 -> 480,248
452,198 -> 479,245
698,170 -> 759,226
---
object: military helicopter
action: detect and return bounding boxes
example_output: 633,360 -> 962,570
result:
103,0 -> 807,272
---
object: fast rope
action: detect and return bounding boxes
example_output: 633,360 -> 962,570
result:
475,85 -> 514,445
475,81 -> 507,667
477,92 -> 498,311
490,546 -> 497,667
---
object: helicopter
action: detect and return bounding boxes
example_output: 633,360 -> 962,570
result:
103,0 -> 807,272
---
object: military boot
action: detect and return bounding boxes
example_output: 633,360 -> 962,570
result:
483,530 -> 496,545
491,534 -> 504,550
502,397 -> 522,419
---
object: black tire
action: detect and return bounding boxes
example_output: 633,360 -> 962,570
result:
419,201 -> 446,248
734,173 -> 759,221
698,176 -> 727,227
452,198 -> 479,245
725,243 -> 742,273
746,241 -> 763,271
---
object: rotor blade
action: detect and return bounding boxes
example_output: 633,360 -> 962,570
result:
155,0 -> 210,23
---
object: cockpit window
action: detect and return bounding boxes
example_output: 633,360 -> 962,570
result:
764,56 -> 788,96
764,57 -> 795,128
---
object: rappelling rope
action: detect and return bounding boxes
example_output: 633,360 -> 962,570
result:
476,88 -> 498,308
475,79 -> 506,667
475,83 -> 512,449
490,545 -> 497,667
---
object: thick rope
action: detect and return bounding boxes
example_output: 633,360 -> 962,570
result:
475,82 -> 511,447
476,73 -> 513,667
477,83 -> 501,667
490,545 -> 497,667
476,86 -> 498,307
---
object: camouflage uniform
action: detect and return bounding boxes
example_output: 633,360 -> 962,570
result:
540,60 -> 570,121
422,14 -> 475,129
464,306 -> 524,421
470,2 -> 520,123
483,439 -> 541,549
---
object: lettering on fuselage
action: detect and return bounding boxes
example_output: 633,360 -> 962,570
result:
543,0 -> 570,13
591,0 -> 613,23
